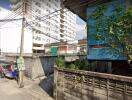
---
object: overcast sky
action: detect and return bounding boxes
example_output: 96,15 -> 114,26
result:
0,0 -> 87,40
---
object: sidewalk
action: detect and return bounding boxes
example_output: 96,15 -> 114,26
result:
0,78 -> 53,100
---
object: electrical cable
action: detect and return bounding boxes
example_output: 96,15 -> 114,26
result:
21,0 -> 88,41
24,3 -> 77,40
0,3 -> 23,20
25,0 -> 101,41
28,0 -> 101,23
1,0 -> 102,43
0,7 -> 23,26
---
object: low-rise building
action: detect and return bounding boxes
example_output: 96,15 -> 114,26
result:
44,39 -> 87,55
44,41 -> 78,55
77,39 -> 87,54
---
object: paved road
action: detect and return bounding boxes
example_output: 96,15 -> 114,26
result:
0,78 -> 53,100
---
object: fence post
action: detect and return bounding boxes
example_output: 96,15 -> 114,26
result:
92,76 -> 95,99
123,82 -> 127,100
54,67 -> 58,100
107,79 -> 109,100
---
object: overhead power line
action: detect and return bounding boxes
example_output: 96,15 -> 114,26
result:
0,18 -> 22,22
0,7 -> 23,26
0,0 -> 102,42
24,6 -> 76,40
25,20 -> 77,42
28,0 -> 101,24
0,4 -> 23,20
21,2 -> 76,40
25,0 -> 101,41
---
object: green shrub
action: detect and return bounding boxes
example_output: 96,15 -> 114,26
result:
67,59 -> 90,70
55,57 -> 65,68
69,63 -> 76,69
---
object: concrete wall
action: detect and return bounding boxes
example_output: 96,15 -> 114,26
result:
5,55 -> 56,79
54,67 -> 132,100
5,55 -> 86,79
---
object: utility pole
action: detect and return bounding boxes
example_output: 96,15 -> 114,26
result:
17,0 -> 26,88
0,25 -> 2,56
20,1 -> 25,57
0,9 -> 1,56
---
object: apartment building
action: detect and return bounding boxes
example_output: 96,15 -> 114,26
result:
4,0 -> 77,54
60,8 -> 76,42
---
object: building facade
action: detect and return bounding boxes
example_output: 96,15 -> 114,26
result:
0,7 -> 32,55
60,8 -> 76,42
0,0 -> 77,55
11,0 -> 77,54
77,39 -> 87,54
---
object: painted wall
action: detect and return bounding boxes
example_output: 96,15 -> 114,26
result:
87,0 -> 128,60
